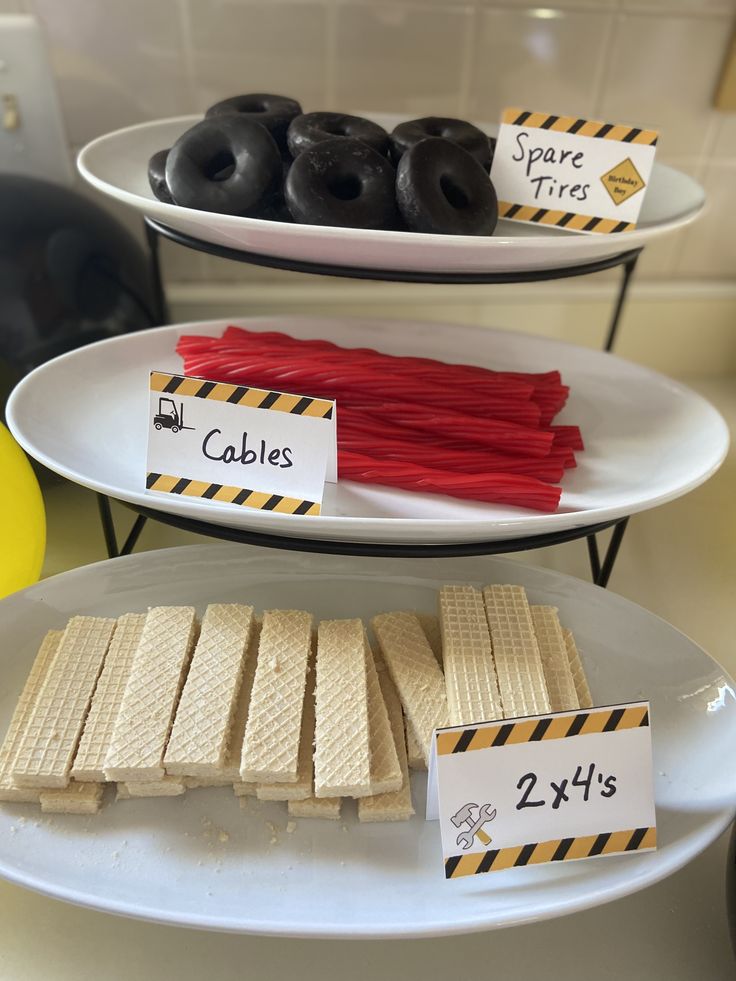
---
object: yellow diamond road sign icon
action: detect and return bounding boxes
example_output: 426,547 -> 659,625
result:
600,157 -> 646,206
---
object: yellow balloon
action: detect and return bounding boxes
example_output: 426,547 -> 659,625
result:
0,424 -> 45,598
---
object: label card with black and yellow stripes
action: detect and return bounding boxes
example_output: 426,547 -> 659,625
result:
426,701 -> 656,879
146,370 -> 336,517
490,108 -> 659,234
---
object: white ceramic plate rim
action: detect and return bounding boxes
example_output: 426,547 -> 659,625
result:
76,115 -> 705,259
0,544 -> 734,936
6,318 -> 730,544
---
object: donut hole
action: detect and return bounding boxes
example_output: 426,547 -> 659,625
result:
323,122 -> 347,136
205,150 -> 236,182
426,122 -> 446,138
327,173 -> 362,201
238,100 -> 267,113
440,174 -> 470,210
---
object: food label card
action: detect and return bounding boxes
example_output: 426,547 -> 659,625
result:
427,701 -> 656,879
146,371 -> 336,516
491,108 -> 658,234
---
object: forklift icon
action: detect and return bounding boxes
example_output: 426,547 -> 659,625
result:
153,397 -> 195,434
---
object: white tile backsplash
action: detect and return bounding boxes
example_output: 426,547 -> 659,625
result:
675,161 -> 736,276
187,0 -> 329,114
31,0 -> 193,145
334,4 -> 472,115
469,8 -> 614,122
22,0 -> 736,284
597,12 -> 732,158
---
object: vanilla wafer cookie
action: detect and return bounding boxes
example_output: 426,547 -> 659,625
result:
359,666 -> 414,823
104,607 -> 197,782
314,618 -> 371,799
564,628 -> 593,710
165,604 -> 254,777
71,614 -> 146,782
12,617 -> 116,788
440,585 -> 502,726
233,781 -> 257,796
288,795 -> 341,820
416,613 -> 443,665
405,718 -> 426,771
483,585 -> 551,720
257,653 -> 315,802
531,606 -> 579,713
240,610 -> 312,783
364,635 -> 402,795
372,611 -> 449,765
124,776 -> 185,797
40,781 -> 104,815
0,630 -> 63,802
223,620 -> 261,780
185,775 -> 231,789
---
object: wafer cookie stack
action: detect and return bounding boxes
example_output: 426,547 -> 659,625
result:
12,616 -> 116,788
240,610 -> 312,783
415,613 -> 443,666
104,607 -> 197,782
405,719 -> 426,771
439,585 -> 502,726
530,606 -> 579,713
359,664 -> 414,823
372,611 -> 449,766
364,635 -> 402,794
40,781 -> 104,815
564,628 -> 593,710
229,620 -> 261,795
314,618 -> 371,798
483,585 -> 551,719
71,613 -> 146,783
288,795 -> 341,820
257,650 -> 315,802
0,630 -> 62,802
165,604 -> 254,777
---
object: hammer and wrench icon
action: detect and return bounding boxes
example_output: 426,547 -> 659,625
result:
451,802 -> 496,850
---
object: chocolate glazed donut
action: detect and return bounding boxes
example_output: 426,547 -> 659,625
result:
147,148 -> 173,203
395,138 -> 498,235
166,116 -> 282,216
391,117 -> 492,171
285,137 -> 398,229
205,93 -> 302,153
287,112 -> 390,159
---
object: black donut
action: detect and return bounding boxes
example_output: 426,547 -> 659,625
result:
285,137 -> 398,230
205,93 -> 301,153
391,117 -> 491,171
287,112 -> 389,159
147,148 -> 173,203
166,116 -> 282,216
395,138 -> 497,236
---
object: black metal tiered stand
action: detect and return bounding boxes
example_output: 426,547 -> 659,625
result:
96,216 -> 642,588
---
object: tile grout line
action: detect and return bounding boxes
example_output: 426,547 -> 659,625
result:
590,10 -> 620,119
457,4 -> 479,118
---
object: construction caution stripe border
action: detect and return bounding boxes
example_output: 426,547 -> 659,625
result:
146,472 -> 321,515
150,371 -> 334,419
502,108 -> 658,146
444,826 -> 656,879
498,201 -> 636,234
436,703 -> 649,757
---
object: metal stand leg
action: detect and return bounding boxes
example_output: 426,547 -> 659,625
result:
586,517 -> 629,588
144,220 -> 169,325
603,252 -> 640,352
97,494 -> 148,559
